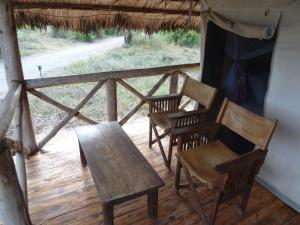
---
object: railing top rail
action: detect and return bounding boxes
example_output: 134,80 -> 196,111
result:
24,63 -> 200,89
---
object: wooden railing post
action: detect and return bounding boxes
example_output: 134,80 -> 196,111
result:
106,79 -> 117,121
169,72 -> 179,94
14,96 -> 28,205
0,0 -> 37,153
0,141 -> 32,225
0,0 -> 33,223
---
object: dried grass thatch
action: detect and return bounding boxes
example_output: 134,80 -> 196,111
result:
13,0 -> 202,33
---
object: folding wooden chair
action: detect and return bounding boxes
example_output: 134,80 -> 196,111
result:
174,98 -> 277,225
146,75 -> 217,168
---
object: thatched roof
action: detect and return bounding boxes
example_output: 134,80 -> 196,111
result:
13,0 -> 202,33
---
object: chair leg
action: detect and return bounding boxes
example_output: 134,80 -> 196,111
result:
167,136 -> 174,168
175,157 -> 182,193
239,188 -> 251,216
210,192 -> 221,225
150,120 -> 169,168
149,119 -> 153,148
181,158 -> 210,225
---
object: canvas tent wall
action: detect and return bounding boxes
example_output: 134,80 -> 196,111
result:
200,0 -> 300,213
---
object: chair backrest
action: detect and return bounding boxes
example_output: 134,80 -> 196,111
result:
216,98 -> 277,150
214,99 -> 277,202
181,77 -> 217,110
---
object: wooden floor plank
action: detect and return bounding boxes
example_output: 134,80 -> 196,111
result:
20,118 -> 299,225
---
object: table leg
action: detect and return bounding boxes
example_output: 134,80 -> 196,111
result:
147,189 -> 158,218
103,202 -> 114,225
78,141 -> 87,166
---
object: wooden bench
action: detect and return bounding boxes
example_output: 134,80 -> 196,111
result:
75,122 -> 165,225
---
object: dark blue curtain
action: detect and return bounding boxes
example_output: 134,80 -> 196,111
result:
223,33 -> 274,114
201,23 -> 276,154
220,32 -> 275,154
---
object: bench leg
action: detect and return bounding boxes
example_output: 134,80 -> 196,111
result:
147,189 -> 158,218
175,157 -> 182,193
78,141 -> 87,166
103,202 -> 114,225
149,119 -> 153,148
167,135 -> 174,168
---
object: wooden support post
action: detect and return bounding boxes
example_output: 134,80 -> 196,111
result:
106,79 -> 117,121
0,1 -> 32,222
0,0 -> 37,153
14,96 -> 28,205
0,141 -> 32,225
169,72 -> 179,94
13,151 -> 26,199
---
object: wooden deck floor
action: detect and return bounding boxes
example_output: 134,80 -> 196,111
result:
26,118 -> 300,225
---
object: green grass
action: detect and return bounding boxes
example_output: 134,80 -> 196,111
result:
0,28 -> 200,134
14,27 -> 123,57
28,32 -> 200,134
48,37 -> 199,76
17,28 -> 73,56
12,27 -> 120,57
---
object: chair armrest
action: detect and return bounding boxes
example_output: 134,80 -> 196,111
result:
146,94 -> 182,113
214,149 -> 267,191
144,94 -> 181,102
215,149 -> 267,174
173,122 -> 220,150
167,109 -> 208,129
167,108 -> 206,120
172,122 -> 219,136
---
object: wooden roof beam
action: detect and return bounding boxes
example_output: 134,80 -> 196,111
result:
14,2 -> 201,16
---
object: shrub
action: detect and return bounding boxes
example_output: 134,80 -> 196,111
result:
130,31 -> 168,50
168,29 -> 200,48
72,32 -> 97,42
103,28 -> 124,36
129,29 -> 200,49
49,28 -> 73,39
97,29 -> 106,39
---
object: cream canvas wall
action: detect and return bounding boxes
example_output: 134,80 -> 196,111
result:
200,0 -> 300,212
258,0 -> 300,212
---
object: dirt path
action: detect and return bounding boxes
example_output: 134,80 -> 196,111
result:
0,36 -> 124,94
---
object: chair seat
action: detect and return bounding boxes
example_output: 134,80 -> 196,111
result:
149,110 -> 184,130
178,140 -> 238,188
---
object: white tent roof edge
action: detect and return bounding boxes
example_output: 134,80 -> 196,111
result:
201,0 -> 297,39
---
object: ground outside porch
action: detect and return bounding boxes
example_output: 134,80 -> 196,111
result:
24,118 -> 299,225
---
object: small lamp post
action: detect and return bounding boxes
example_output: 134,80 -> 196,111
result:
37,65 -> 43,78
72,35 -> 76,46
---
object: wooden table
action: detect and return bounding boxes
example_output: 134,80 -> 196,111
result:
75,122 -> 164,225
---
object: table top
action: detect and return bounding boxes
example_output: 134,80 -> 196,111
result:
75,122 -> 164,204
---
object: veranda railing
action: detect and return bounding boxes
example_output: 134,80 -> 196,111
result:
25,63 -> 199,149
1,63 -> 199,225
